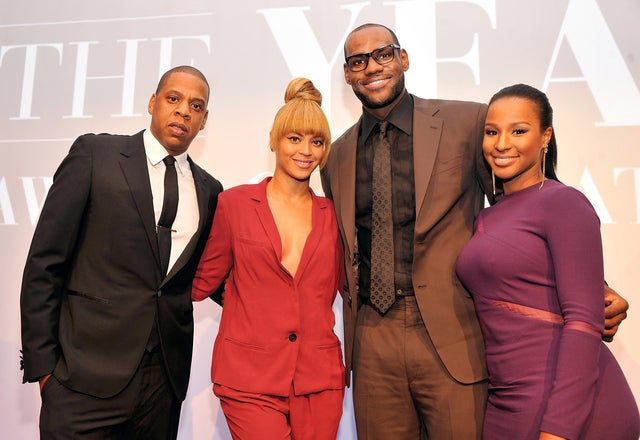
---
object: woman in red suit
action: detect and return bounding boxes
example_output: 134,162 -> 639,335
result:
192,78 -> 345,439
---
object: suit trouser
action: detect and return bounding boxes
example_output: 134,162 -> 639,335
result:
352,295 -> 487,440
39,347 -> 181,440
214,382 -> 344,440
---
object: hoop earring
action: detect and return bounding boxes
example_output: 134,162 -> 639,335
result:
539,145 -> 548,190
492,169 -> 496,196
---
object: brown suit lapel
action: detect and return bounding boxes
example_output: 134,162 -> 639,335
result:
334,98 -> 444,258
412,97 -> 442,225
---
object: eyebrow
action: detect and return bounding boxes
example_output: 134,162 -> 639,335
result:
484,121 -> 533,126
165,89 -> 206,102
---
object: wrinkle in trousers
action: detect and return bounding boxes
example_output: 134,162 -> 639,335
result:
352,296 -> 487,440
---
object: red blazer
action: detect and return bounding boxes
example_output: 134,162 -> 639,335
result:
193,177 -> 345,396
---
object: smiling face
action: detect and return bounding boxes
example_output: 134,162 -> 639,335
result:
483,96 -> 552,194
273,131 -> 325,183
148,71 -> 209,156
343,25 -> 409,119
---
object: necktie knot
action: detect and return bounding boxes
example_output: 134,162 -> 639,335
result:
163,155 -> 176,167
379,120 -> 389,137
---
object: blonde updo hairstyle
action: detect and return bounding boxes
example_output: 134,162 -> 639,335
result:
269,78 -> 332,169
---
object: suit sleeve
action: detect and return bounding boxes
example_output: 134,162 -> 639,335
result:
20,136 -> 93,383
192,194 -> 233,305
473,103 -> 495,204
320,166 -> 333,200
330,202 -> 345,298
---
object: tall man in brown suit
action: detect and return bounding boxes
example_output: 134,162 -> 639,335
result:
320,23 -> 629,440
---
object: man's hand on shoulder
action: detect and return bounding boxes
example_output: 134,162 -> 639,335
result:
603,284 -> 629,342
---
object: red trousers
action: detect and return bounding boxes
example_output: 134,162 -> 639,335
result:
214,383 -> 344,440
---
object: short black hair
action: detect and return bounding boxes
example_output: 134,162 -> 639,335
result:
344,23 -> 400,59
156,65 -> 210,103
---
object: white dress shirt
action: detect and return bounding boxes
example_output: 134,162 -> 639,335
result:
143,129 -> 199,275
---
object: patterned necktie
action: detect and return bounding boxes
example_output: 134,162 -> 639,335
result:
370,121 -> 395,313
157,155 -> 178,278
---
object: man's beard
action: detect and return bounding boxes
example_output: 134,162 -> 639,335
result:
353,76 -> 405,110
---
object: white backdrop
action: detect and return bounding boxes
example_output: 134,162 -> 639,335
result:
1,1 -> 639,438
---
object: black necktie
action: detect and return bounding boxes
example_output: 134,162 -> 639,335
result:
370,121 -> 395,314
147,156 -> 178,352
158,155 -> 178,278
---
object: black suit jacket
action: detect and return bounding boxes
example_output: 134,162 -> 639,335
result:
20,131 -> 222,400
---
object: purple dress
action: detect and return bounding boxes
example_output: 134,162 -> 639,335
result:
457,180 -> 639,439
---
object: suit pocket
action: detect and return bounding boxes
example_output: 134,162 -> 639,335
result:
433,154 -> 464,174
223,336 -> 267,352
316,340 -> 344,364
66,290 -> 110,304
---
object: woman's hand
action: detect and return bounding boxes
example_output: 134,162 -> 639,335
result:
39,374 -> 51,394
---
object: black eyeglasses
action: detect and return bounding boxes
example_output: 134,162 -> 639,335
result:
345,44 -> 401,72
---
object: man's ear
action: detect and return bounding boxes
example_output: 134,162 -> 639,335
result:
148,94 -> 157,115
400,49 -> 410,72
344,64 -> 352,85
199,110 -> 209,131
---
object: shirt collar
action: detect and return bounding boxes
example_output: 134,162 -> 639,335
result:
361,91 -> 414,140
143,128 -> 189,175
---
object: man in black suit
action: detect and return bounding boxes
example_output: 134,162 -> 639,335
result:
20,65 -> 223,439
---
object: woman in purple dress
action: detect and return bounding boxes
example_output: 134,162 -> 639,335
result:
456,84 -> 639,440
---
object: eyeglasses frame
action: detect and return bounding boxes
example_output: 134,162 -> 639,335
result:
344,44 -> 402,72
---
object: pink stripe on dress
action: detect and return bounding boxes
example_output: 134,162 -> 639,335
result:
487,298 -> 602,337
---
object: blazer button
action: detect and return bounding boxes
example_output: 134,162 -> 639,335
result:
157,290 -> 162,297
288,333 -> 297,342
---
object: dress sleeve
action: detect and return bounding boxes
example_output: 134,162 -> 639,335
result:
540,187 -> 604,438
192,194 -> 233,303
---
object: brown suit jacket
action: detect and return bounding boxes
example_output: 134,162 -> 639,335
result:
321,95 -> 493,386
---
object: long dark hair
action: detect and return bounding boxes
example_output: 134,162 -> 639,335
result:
488,84 -> 559,181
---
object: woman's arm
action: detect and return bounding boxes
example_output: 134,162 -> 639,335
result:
192,196 -> 232,303
539,187 -> 604,439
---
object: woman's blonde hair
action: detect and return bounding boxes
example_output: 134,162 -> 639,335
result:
269,78 -> 332,169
